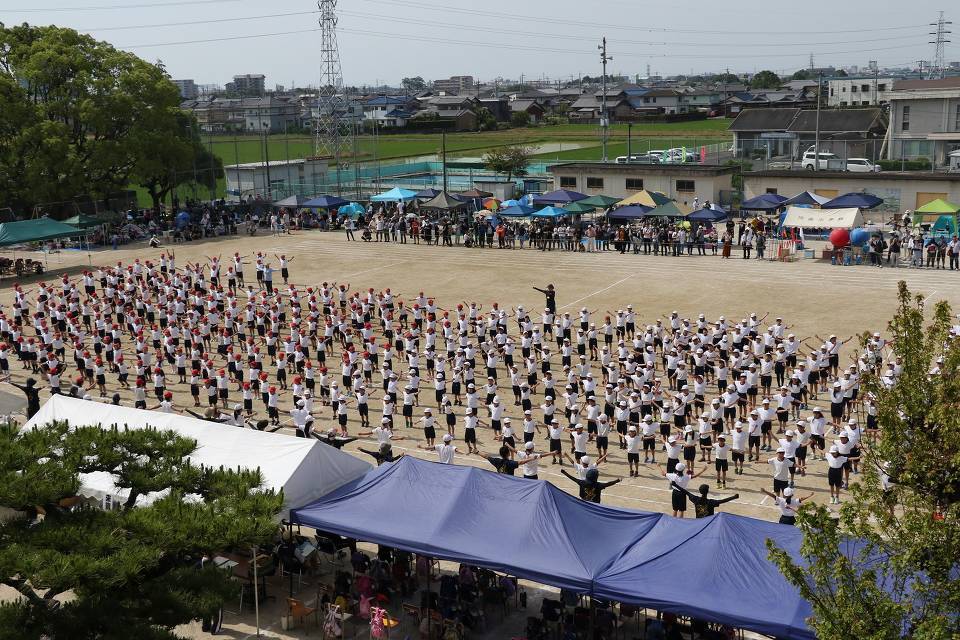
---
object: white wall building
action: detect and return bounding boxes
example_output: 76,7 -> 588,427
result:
827,76 -> 898,107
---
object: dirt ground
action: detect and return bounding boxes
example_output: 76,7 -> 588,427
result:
2,231 -> 958,639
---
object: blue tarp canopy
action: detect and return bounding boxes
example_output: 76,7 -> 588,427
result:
533,189 -> 588,204
291,457 -> 824,638
741,193 -> 788,211
823,192 -> 883,210
414,188 -> 442,199
688,206 -> 728,222
782,191 -> 830,207
371,187 -> 418,202
531,206 -> 569,219
499,204 -> 536,217
338,203 -> 365,217
607,205 -> 652,220
304,195 -> 348,209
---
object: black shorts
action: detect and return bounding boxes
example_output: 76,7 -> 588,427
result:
402,405 -> 413,417
796,446 -> 807,461
812,435 -> 825,449
643,437 -> 655,451
828,466 -> 843,487
627,452 -> 639,463
749,435 -> 761,448
424,426 -> 436,440
596,436 -> 608,450
831,403 -> 844,419
683,447 -> 696,461
464,428 -> 477,444
715,459 -> 728,471
723,407 -> 736,419
587,420 -> 597,434
659,423 -> 671,437
666,458 -> 678,473
491,419 -> 501,432
761,421 -> 772,434
779,515 -> 796,526
524,431 -> 535,443
773,478 -> 789,493
732,451 -> 745,463
671,490 -> 687,512
550,438 -> 562,453
699,436 -> 712,447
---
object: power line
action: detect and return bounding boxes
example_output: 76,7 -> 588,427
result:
6,0 -> 243,11
82,9 -> 318,31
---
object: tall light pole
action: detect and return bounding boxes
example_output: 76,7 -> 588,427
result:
813,71 -> 822,172
598,37 -> 612,162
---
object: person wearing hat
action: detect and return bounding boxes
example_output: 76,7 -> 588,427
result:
657,461 -> 706,518
561,466 -> 622,503
778,429 -> 800,487
713,433 -> 731,488
809,408 -> 826,460
671,481 -> 739,518
825,444 -> 858,504
472,445 -> 525,476
834,431 -> 856,488
768,447 -> 794,496
760,487 -> 814,525
419,433 -> 458,464
517,440 -> 553,479
730,421 -> 748,475
664,435 -> 682,474
640,414 -> 658,463
624,425 -> 642,477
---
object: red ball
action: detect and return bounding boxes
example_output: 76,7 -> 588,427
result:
829,228 -> 850,248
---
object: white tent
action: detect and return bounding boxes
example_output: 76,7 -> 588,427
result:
23,395 -> 371,517
781,205 -> 864,229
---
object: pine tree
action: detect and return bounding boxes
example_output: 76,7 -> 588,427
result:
0,420 -> 283,639
767,283 -> 960,639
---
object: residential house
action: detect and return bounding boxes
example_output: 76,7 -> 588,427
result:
362,95 -> 419,123
728,107 -> 887,160
720,89 -> 816,117
886,77 -> 960,167
478,96 -> 511,122
242,96 -> 301,133
509,99 -> 546,123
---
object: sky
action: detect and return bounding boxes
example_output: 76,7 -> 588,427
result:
2,0 -> 955,88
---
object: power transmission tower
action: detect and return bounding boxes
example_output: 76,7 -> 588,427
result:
929,11 -> 952,79
316,0 -> 347,194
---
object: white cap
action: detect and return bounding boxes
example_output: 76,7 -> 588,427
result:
675,462 -> 686,472
783,487 -> 794,497
668,436 -> 677,443
443,434 -> 452,442
829,445 -> 839,453
785,430 -> 794,437
580,456 -> 591,465
776,447 -> 785,453
525,441 -> 535,450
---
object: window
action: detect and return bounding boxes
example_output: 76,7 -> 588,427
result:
841,86 -> 847,92
765,188 -> 778,195
878,83 -> 887,91
625,178 -> 644,191
559,176 -> 577,189
901,105 -> 910,132
862,101 -> 870,106
586,177 -> 604,189
861,84 -> 870,92
676,180 -> 695,193
955,104 -> 960,131
851,85 -> 858,93
829,88 -> 834,96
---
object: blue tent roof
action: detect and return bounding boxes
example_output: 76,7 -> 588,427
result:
303,195 -> 348,209
608,205 -> 652,220
823,192 -> 883,210
291,457 -> 649,593
499,204 -> 537,217
782,191 -> 830,207
688,206 -> 728,222
291,456 -> 824,638
533,189 -> 588,204
532,206 -> 569,218
414,188 -> 442,199
371,187 -> 418,202
741,193 -> 788,211
338,202 -> 365,217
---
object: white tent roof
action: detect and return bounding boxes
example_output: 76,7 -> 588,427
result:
781,205 -> 864,229
23,395 -> 371,517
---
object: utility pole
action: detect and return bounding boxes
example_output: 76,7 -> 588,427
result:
598,37 -> 612,163
441,130 -> 448,193
813,71 -> 822,172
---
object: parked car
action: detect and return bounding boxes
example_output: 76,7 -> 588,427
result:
615,154 -> 661,164
666,147 -> 698,163
845,158 -> 881,173
801,150 -> 839,170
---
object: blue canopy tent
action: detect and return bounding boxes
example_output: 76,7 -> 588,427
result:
304,195 -> 348,209
741,193 -> 788,211
499,204 -> 537,217
501,199 -> 521,208
823,192 -> 883,210
782,191 -> 830,207
533,189 -> 588,205
370,187 -> 417,202
292,457 -> 649,593
338,203 -> 365,218
291,457 -> 834,639
688,206 -> 728,222
531,206 -> 569,219
519,194 -> 535,206
607,205 -> 652,220
414,188 -> 442,199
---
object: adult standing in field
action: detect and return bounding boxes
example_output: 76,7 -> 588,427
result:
533,284 -> 556,315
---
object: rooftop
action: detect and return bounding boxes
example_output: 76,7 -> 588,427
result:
546,162 -> 735,176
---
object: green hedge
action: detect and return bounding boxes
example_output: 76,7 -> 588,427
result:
877,158 -> 932,171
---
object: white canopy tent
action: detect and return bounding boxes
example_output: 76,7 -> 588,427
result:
23,395 -> 372,517
781,206 -> 864,229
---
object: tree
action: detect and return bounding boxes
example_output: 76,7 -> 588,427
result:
713,72 -> 741,84
768,283 -> 960,640
0,24 -> 198,214
131,112 -> 224,212
473,106 -> 497,132
750,70 -> 782,89
482,145 -> 534,183
510,111 -> 531,128
0,421 -> 283,638
401,76 -> 426,93
791,69 -> 814,80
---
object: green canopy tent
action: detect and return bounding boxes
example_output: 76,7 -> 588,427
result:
644,201 -> 692,219
63,214 -> 108,229
0,219 -> 84,247
563,202 -> 597,214
915,198 -> 960,215
578,194 -> 620,208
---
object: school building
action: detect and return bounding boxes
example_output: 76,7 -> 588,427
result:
545,163 -> 737,207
